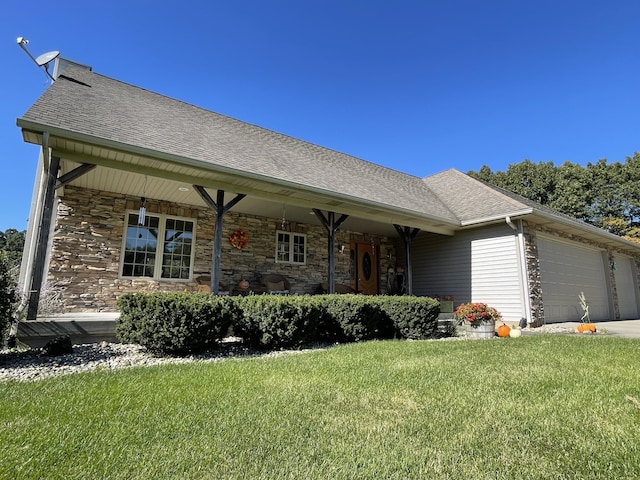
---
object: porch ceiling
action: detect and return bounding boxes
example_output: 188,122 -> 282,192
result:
25,132 -> 457,237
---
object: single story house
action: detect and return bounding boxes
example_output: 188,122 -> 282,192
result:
15,57 -> 640,338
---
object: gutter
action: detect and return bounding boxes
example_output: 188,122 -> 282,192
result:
460,209 -> 534,227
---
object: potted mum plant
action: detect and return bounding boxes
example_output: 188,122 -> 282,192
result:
454,302 -> 502,339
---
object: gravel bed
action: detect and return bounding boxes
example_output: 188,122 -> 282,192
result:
0,340 -> 313,383
1,325 -> 581,383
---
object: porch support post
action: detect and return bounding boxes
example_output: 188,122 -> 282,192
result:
313,209 -> 348,294
27,155 -> 60,320
393,224 -> 420,295
194,186 -> 245,294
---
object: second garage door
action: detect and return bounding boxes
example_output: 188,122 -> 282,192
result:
537,236 -> 610,322
614,255 -> 639,319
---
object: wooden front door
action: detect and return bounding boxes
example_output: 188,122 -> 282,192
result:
350,242 -> 379,294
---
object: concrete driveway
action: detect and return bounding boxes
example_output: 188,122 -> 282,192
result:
524,319 -> 640,338
592,319 -> 640,338
541,319 -> 640,338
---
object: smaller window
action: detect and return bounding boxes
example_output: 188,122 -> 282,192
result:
275,231 -> 306,264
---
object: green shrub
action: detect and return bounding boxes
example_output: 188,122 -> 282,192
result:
375,296 -> 441,339
0,252 -> 18,342
233,295 -> 324,349
115,293 -> 146,345
115,292 -> 447,356
116,293 -> 236,355
323,294 -> 393,342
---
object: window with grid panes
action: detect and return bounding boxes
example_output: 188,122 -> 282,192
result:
275,230 -> 306,264
121,212 -> 195,280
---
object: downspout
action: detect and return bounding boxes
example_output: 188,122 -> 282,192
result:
506,216 -> 532,325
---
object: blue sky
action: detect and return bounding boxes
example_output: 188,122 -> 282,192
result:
2,0 -> 639,231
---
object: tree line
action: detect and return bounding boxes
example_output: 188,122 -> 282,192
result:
468,153 -> 640,242
0,229 -> 25,270
0,229 -> 24,341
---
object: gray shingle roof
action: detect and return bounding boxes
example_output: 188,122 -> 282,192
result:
19,62 -> 457,224
423,169 -> 532,224
424,169 -> 640,250
16,60 -> 640,251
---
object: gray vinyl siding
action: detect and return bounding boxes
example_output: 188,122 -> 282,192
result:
413,231 -> 472,302
470,235 -> 523,323
412,224 -> 525,322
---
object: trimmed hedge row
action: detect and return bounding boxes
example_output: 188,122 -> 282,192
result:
116,293 -> 237,355
116,292 -> 443,354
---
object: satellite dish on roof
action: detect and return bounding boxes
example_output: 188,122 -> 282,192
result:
16,37 -> 59,81
35,50 -> 60,67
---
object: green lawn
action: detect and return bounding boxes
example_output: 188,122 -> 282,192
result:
2,335 -> 639,479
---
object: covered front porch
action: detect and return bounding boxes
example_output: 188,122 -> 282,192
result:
17,59 -> 458,322
20,141 -> 456,319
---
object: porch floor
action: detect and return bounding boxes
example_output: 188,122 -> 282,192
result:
16,313 -> 119,348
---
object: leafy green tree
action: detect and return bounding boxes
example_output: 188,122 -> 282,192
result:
586,159 -> 626,228
468,153 -> 640,237
621,152 -> 640,226
499,160 -> 556,205
0,252 -> 18,341
0,229 -> 25,269
469,165 -> 496,184
601,217 -> 630,237
549,161 -> 592,222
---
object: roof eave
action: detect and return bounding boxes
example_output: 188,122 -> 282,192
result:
527,211 -> 640,252
17,119 -> 459,233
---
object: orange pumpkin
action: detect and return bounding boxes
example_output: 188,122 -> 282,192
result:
577,323 -> 597,333
497,323 -> 511,337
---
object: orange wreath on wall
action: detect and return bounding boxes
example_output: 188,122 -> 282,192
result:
229,229 -> 248,249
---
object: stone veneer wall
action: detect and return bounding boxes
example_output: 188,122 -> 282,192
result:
47,187 -> 396,312
523,221 -> 640,325
521,223 -> 545,327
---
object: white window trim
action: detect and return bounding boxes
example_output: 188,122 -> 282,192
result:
275,230 -> 307,265
119,210 -> 197,281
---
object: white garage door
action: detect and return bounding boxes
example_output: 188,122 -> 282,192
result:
537,237 -> 609,322
614,256 -> 639,319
